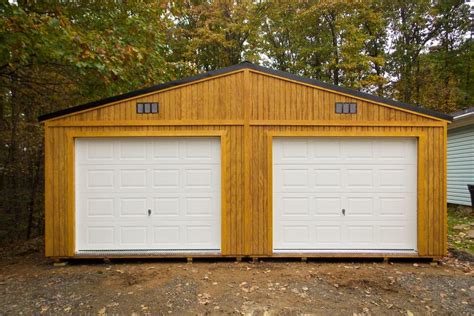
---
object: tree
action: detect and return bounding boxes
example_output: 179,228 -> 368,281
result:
256,1 -> 387,91
387,0 -> 442,105
168,0 -> 258,74
385,0 -> 470,110
359,1 -> 389,96
252,2 -> 308,74
0,0 -> 173,241
419,0 -> 471,112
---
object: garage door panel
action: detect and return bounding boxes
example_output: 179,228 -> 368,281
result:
273,167 -> 310,191
343,140 -> 374,159
314,139 -> 341,159
273,137 -> 418,252
184,196 -> 214,216
85,198 -> 115,217
152,197 -> 180,216
153,225 -> 180,245
273,139 -> 310,162
85,169 -> 115,190
275,164 -> 416,193
272,138 -> 417,165
314,196 -> 342,216
379,144 -> 406,160
86,226 -> 115,246
151,138 -> 221,163
152,139 -> 180,160
377,165 -> 417,192
119,198 -> 148,217
378,139 -> 418,162
120,226 -> 148,245
345,225 -> 374,245
346,196 -> 374,216
280,196 -> 311,216
185,226 -> 220,248
83,139 -> 114,161
184,138 -> 215,159
379,197 -> 406,216
280,225 -> 311,245
118,140 -> 147,161
75,137 -> 221,252
379,225 -> 413,246
152,168 -> 180,188
315,225 -> 342,246
346,168 -> 374,189
378,169 -> 406,188
378,194 -> 416,217
314,169 -> 342,189
184,168 -> 215,189
119,169 -> 148,189
151,166 -> 220,192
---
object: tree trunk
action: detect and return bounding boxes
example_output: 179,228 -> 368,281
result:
327,12 -> 340,86
26,146 -> 42,239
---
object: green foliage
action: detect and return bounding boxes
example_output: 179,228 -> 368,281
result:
0,0 -> 174,241
168,1 -> 259,74
0,0 -> 472,243
387,0 -> 471,109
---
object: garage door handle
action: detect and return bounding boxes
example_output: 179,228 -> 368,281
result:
342,209 -> 345,216
148,209 -> 152,216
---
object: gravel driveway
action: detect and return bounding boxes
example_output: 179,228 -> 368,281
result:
0,240 -> 472,315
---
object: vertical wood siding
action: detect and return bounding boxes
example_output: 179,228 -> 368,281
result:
248,72 -> 433,122
59,72 -> 245,122
44,70 -> 447,257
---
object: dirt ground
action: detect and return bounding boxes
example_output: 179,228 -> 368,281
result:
0,240 -> 473,315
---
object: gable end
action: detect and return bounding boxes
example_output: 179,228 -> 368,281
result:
38,62 -> 452,122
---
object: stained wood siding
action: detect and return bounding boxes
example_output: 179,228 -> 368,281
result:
59,71 -> 245,122
44,69 -> 448,258
248,72 -> 435,123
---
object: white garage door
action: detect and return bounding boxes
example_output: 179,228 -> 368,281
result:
273,137 -> 417,252
75,137 -> 221,253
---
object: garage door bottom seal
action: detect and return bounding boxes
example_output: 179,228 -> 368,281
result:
76,249 -> 221,256
273,249 -> 418,254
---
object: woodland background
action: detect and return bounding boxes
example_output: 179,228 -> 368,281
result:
0,0 -> 472,243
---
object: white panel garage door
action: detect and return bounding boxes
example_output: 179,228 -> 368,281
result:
273,137 -> 417,252
75,137 -> 221,253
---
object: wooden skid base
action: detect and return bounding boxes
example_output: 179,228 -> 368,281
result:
50,253 -> 441,261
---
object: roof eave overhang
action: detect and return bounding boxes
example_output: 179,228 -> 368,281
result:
449,112 -> 474,130
453,112 -> 474,120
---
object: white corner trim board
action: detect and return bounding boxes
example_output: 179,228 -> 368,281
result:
75,137 -> 221,253
273,137 -> 418,253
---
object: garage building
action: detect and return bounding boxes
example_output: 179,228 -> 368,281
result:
39,62 -> 451,259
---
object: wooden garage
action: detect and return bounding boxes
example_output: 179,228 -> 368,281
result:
39,62 -> 452,259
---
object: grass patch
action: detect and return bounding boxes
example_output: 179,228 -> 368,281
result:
448,204 -> 473,254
